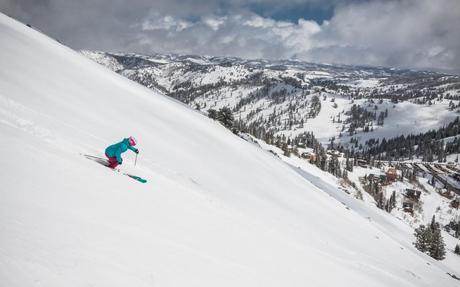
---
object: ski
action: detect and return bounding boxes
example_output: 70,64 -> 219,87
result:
82,154 -> 109,166
124,174 -> 147,183
83,154 -> 147,183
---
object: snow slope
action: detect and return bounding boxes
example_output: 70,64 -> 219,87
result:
252,136 -> 460,268
0,13 -> 458,286
303,95 -> 459,144
83,50 -> 460,149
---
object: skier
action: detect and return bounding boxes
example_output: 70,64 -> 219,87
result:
105,136 -> 139,169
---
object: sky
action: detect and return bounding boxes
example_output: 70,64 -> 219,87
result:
1,0 -> 460,73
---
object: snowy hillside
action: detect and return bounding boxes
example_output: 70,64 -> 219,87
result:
82,50 -> 460,231
83,51 -> 460,147
1,13 -> 459,287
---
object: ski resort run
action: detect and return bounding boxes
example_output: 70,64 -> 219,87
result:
1,12 -> 459,287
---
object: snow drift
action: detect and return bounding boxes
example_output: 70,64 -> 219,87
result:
0,13 -> 457,286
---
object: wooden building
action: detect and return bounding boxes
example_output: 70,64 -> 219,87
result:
386,167 -> 397,182
404,189 -> 421,201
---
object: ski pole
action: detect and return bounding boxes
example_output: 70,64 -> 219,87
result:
135,153 -> 138,167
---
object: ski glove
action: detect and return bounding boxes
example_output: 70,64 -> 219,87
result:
135,149 -> 139,154
118,159 -> 123,165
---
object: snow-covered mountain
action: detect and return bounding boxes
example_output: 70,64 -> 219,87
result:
83,50 -> 460,148
1,12 -> 460,287
82,50 -> 460,241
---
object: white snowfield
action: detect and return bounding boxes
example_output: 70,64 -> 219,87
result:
0,13 -> 458,287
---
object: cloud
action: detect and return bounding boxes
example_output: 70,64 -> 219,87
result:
135,13 -> 321,60
1,0 -> 459,73
129,0 -> 460,73
312,0 -> 460,71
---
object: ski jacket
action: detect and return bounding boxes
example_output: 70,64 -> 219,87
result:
105,138 -> 138,162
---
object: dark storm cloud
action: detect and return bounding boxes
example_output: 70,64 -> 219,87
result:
1,0 -> 459,73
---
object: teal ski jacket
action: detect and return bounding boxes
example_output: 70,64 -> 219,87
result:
105,138 -> 138,162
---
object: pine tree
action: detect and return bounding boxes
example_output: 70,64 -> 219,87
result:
429,217 -> 446,260
345,152 -> 353,172
413,225 -> 431,253
217,107 -> 234,129
208,109 -> 218,120
455,244 -> 460,255
414,216 -> 446,260
429,226 -> 446,260
455,220 -> 460,238
376,192 -> 385,209
282,142 -> 290,157
388,191 -> 396,212
430,215 -> 436,230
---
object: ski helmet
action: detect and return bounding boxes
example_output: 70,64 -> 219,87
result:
128,136 -> 137,146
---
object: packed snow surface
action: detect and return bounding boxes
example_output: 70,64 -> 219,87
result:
0,13 -> 458,287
